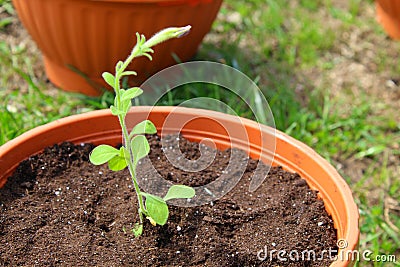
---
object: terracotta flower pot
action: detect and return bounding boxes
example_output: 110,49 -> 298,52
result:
11,0 -> 222,96
376,0 -> 400,39
0,106 -> 359,266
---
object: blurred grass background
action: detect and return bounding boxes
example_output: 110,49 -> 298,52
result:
1,0 -> 399,266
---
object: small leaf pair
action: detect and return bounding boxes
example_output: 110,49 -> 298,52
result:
89,145 -> 128,171
89,137 -> 148,171
110,87 -> 143,117
89,120 -> 157,171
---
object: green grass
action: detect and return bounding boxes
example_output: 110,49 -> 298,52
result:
1,0 -> 400,266
0,40 -> 113,144
354,157 -> 400,266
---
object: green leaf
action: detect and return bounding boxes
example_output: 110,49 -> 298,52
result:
131,120 -> 157,136
136,32 -> 144,46
108,147 -> 129,171
110,105 -> 124,116
121,87 -> 143,101
163,185 -> 195,201
113,95 -> 118,109
115,61 -> 123,72
143,53 -> 153,61
89,145 -> 119,165
132,223 -> 143,237
108,155 -> 127,171
131,135 -> 150,165
121,71 -> 138,77
142,193 -> 169,226
118,88 -> 135,114
121,99 -> 132,114
102,72 -> 115,87
121,146 -> 130,160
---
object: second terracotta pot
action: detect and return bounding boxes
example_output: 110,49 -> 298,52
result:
376,0 -> 400,39
12,0 -> 223,95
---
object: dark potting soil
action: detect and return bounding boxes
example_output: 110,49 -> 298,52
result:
0,135 -> 338,266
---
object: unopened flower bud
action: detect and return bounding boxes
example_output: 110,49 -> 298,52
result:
145,25 -> 191,48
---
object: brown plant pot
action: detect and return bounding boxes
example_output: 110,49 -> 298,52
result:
376,0 -> 400,39
0,106 -> 359,266
11,0 -> 222,96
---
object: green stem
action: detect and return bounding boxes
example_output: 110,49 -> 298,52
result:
118,114 -> 147,223
113,43 -> 149,224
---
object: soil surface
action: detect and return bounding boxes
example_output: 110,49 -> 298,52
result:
0,135 -> 337,266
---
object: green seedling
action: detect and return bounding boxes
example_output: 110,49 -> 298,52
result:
89,26 -> 195,236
